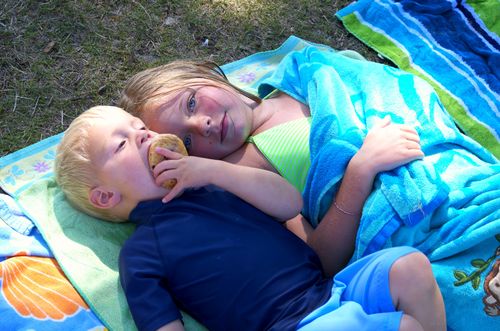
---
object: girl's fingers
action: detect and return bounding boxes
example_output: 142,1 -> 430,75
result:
404,140 -> 422,151
406,146 -> 425,159
405,133 -> 421,144
402,128 -> 420,140
399,124 -> 418,133
395,149 -> 424,169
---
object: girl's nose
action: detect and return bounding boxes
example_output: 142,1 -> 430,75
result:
195,116 -> 212,137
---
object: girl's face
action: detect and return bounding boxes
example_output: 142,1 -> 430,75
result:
142,84 -> 256,160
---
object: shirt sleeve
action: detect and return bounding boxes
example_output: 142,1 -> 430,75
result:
119,228 -> 182,331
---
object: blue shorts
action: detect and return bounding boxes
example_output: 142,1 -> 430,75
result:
296,246 -> 419,331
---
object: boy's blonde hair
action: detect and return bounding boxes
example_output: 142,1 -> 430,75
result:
55,106 -> 124,222
118,60 -> 261,117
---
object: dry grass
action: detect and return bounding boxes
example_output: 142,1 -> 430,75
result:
0,0 -> 381,156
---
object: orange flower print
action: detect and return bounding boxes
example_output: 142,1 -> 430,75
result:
0,255 -> 89,320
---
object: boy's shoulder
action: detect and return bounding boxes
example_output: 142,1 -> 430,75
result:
122,187 -> 277,256
119,217 -> 157,260
131,186 -> 254,222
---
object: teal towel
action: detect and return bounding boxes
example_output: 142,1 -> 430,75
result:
336,0 -> 500,158
259,44 -> 500,331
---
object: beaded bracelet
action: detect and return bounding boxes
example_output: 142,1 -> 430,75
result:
333,200 -> 356,216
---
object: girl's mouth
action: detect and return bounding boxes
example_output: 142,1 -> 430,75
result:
220,112 -> 228,143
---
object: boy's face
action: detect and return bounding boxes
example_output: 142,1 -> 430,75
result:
143,83 -> 255,160
88,108 -> 168,208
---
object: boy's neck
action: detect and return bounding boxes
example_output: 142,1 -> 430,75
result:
111,196 -> 142,221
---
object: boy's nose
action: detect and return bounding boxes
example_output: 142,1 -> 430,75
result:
136,130 -> 150,146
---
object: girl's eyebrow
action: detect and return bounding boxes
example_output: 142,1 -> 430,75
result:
156,87 -> 198,119
157,90 -> 184,113
178,89 -> 188,115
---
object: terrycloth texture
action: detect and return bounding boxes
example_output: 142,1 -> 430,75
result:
0,36 -> 345,331
21,179 -> 138,330
0,135 -> 137,330
263,45 -> 500,330
336,0 -> 500,158
0,193 -> 35,236
0,195 -> 106,330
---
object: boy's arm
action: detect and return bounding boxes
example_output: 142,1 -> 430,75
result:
156,320 -> 185,331
287,117 -> 423,276
153,148 -> 303,222
120,238 -> 184,331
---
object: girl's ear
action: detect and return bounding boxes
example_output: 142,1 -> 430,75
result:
89,186 -> 121,209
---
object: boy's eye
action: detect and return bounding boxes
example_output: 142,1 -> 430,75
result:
183,135 -> 192,151
116,140 -> 126,152
187,93 -> 196,114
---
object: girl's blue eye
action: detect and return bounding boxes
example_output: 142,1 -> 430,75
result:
187,94 -> 196,113
183,135 -> 192,150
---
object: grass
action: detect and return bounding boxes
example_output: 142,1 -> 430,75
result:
0,0 -> 382,157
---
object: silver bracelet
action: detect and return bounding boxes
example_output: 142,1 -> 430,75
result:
334,200 -> 356,216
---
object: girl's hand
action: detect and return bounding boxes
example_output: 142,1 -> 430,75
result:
354,116 -> 424,177
152,147 -> 218,203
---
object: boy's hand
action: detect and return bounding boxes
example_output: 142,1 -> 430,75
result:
353,117 -> 424,177
152,147 -> 218,203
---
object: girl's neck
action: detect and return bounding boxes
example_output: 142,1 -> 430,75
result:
251,99 -> 277,135
250,93 -> 310,135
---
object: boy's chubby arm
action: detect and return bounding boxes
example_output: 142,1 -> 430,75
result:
286,117 -> 424,276
152,148 -> 303,222
156,320 -> 185,331
120,237 -> 185,331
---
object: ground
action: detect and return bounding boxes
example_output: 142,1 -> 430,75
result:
0,0 -> 382,156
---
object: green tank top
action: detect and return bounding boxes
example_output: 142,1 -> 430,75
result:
247,117 -> 311,193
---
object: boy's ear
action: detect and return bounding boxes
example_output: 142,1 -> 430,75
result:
89,186 -> 121,209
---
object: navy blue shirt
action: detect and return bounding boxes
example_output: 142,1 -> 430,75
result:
119,188 -> 332,331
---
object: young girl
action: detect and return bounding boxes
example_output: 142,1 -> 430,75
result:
118,51 -> 425,277
120,43 -> 499,331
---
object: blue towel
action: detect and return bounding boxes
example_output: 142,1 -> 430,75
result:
259,45 -> 500,330
336,0 -> 500,158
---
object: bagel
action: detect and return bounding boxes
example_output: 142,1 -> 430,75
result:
148,134 -> 188,189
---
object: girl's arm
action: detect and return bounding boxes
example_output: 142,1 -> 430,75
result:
287,117 -> 424,276
152,148 -> 303,222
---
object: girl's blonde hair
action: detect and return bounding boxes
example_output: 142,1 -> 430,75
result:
118,60 -> 261,117
55,106 -> 125,223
